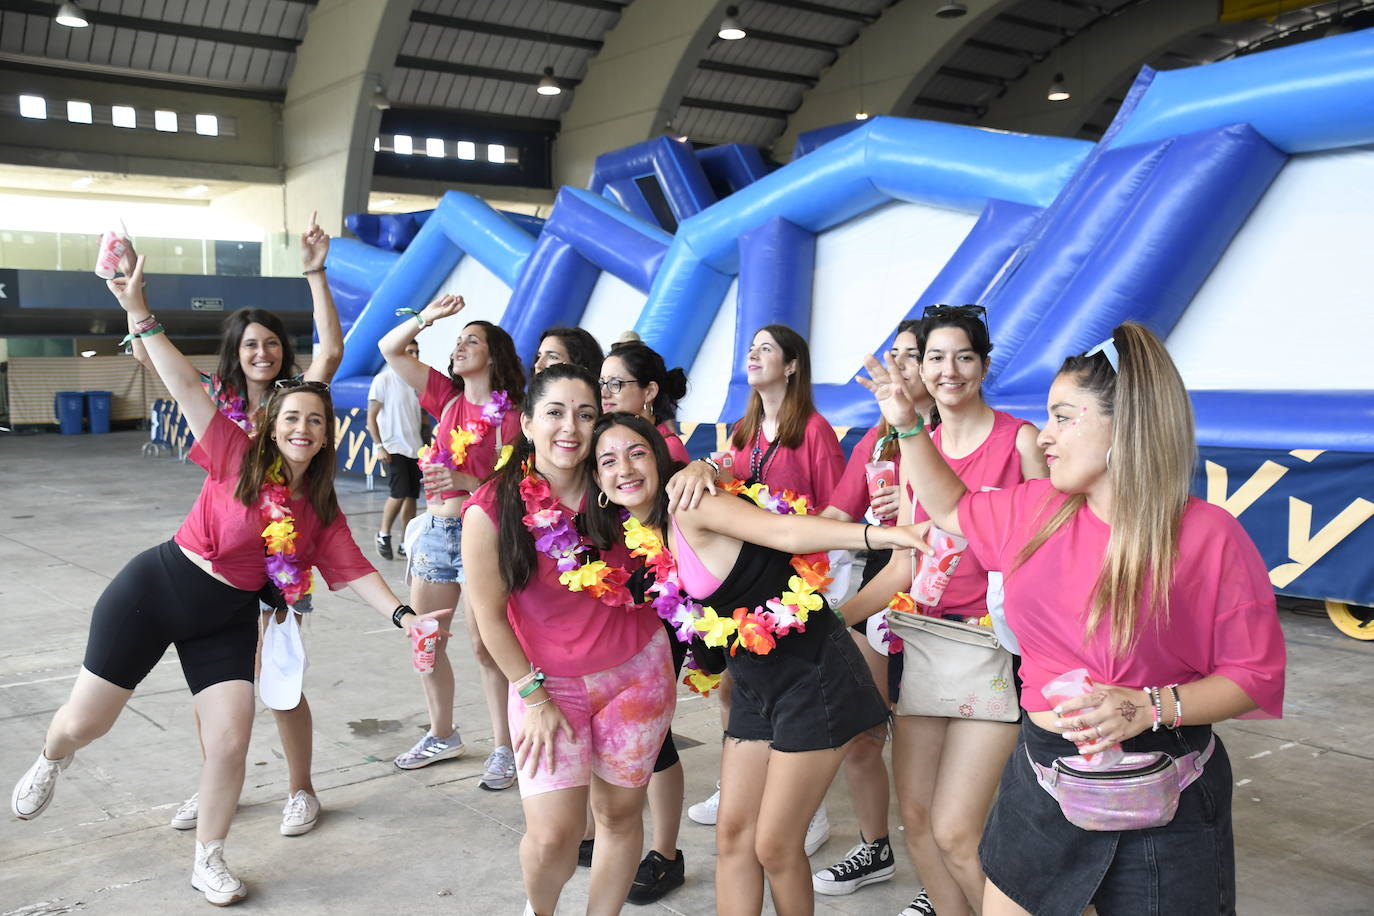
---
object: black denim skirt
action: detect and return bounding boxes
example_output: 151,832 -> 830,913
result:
979,718 -> 1235,916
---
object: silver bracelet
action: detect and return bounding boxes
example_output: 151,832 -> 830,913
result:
523,696 -> 552,709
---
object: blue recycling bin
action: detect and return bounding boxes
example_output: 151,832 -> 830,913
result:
87,390 -> 113,434
55,391 -> 85,435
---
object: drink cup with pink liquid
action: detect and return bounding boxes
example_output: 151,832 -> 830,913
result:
864,460 -> 896,526
911,525 -> 967,606
411,618 -> 439,674
94,230 -> 128,280
710,450 -> 735,482
1041,668 -> 1124,769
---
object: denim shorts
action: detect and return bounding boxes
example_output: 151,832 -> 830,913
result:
726,611 -> 890,752
407,514 -> 465,584
979,718 -> 1234,916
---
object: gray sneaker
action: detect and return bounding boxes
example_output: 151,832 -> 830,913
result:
393,729 -> 466,770
170,792 -> 199,830
12,750 -> 74,820
478,746 -> 516,791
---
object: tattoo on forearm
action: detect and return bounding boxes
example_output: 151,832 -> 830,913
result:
1118,701 -> 1138,722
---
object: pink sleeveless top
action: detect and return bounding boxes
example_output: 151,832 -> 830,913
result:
671,517 -> 723,596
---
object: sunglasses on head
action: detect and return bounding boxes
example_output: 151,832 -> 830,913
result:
273,379 -> 330,392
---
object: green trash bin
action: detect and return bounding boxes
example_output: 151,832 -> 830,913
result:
87,391 -> 113,434
55,391 -> 85,435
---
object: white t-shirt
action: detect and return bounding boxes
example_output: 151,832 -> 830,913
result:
367,367 -> 423,458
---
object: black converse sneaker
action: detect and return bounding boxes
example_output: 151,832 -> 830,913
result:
900,889 -> 937,915
375,533 -> 394,560
811,834 -> 896,895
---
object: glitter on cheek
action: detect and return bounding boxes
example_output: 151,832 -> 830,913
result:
1068,406 -> 1088,433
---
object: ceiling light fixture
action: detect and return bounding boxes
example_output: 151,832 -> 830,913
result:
55,2 -> 88,28
1047,72 -> 1070,102
719,6 -> 746,40
935,2 -> 967,18
371,86 -> 390,110
536,67 -> 562,96
855,111 -> 869,121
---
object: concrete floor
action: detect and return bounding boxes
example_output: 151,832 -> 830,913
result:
1,429 -> 1371,915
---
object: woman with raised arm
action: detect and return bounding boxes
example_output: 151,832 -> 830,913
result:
11,256 -> 439,906
858,322 -> 1286,916
379,294 -> 526,787
837,306 -> 1047,916
128,215 -> 347,838
462,368 -> 674,916
584,411 -> 928,916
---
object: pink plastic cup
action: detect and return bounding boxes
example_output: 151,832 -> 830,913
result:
1041,668 -> 1124,769
411,618 -> 439,674
864,460 -> 897,526
94,231 -> 127,280
710,450 -> 735,481
911,525 -> 967,606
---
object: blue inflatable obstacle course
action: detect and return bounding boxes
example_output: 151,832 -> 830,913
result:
323,28 -> 1374,632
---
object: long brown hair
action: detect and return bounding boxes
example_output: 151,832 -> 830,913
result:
214,308 -> 298,403
730,324 -> 817,450
450,321 -> 527,408
234,385 -> 340,525
583,412 -> 681,549
1013,322 -> 1194,655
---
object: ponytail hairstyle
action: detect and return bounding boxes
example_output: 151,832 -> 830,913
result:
535,327 -> 605,378
583,412 -> 681,550
730,324 -> 817,451
234,383 -> 340,525
214,307 -> 298,404
1013,322 -> 1195,655
487,362 -> 600,593
606,341 -> 689,424
451,321 -> 527,408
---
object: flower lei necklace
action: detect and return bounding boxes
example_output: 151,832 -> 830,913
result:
258,456 -> 312,606
209,375 -> 252,431
419,389 -> 514,476
519,459 -> 633,607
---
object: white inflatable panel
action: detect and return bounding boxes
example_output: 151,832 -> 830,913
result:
1168,145 -> 1374,390
581,270 -> 647,354
417,254 -> 513,369
678,278 -> 740,425
811,200 -> 979,385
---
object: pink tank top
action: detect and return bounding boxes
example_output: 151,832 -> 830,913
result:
671,517 -> 723,597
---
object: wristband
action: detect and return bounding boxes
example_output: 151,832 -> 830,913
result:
133,314 -> 159,332
516,670 -> 546,698
391,604 -> 414,629
1148,686 -> 1163,732
119,323 -> 164,346
302,267 -> 326,275
700,456 -> 720,475
394,307 -> 428,328
875,413 -> 926,453
863,524 -> 874,551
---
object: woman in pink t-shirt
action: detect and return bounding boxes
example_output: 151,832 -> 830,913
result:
599,341 -> 692,465
11,257 -> 438,906
462,365 -> 673,916
379,294 -> 526,783
859,322 -> 1286,916
839,307 -> 1047,916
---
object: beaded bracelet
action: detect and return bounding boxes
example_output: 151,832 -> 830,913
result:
302,267 -> 327,275
1167,684 -> 1183,729
524,696 -> 552,710
133,314 -> 159,332
1148,686 -> 1164,732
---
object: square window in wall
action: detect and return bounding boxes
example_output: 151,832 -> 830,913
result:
393,134 -> 413,155
195,113 -> 218,136
457,140 -> 476,160
19,95 -> 47,119
426,137 -> 445,157
67,100 -> 93,123
155,110 -> 178,132
112,105 -> 137,128
487,144 -> 505,164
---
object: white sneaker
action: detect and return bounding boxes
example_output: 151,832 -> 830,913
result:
687,784 -> 720,825
170,793 -> 199,830
192,839 -> 246,906
804,802 -> 831,856
280,790 -> 320,836
11,750 -> 74,820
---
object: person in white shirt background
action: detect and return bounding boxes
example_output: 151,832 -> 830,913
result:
367,340 -> 425,560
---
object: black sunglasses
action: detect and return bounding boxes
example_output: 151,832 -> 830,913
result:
274,379 -> 330,392
922,303 -> 989,333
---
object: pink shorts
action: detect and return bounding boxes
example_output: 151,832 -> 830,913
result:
508,627 -> 676,798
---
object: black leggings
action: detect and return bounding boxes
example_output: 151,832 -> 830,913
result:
83,540 -> 260,695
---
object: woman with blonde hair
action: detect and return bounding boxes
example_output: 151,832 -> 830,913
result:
859,321 -> 1286,916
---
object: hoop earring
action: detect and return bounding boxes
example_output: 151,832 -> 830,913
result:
1105,447 -> 1113,470
597,490 -> 609,509
643,400 -> 652,414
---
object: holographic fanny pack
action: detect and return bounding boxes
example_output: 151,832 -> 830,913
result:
1026,735 -> 1215,831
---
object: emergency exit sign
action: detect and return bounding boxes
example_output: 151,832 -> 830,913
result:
191,297 -> 224,311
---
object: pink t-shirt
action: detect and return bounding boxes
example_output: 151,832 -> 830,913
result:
175,412 -> 375,592
959,478 -> 1286,717
909,410 -> 1031,619
826,425 -> 899,521
658,423 -> 690,464
419,368 -> 523,501
466,480 -> 660,677
728,410 -> 844,509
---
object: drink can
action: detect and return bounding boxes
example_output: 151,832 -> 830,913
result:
911,525 -> 967,606
1041,667 -> 1124,769
864,460 -> 897,526
94,230 -> 127,280
411,618 -> 439,674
